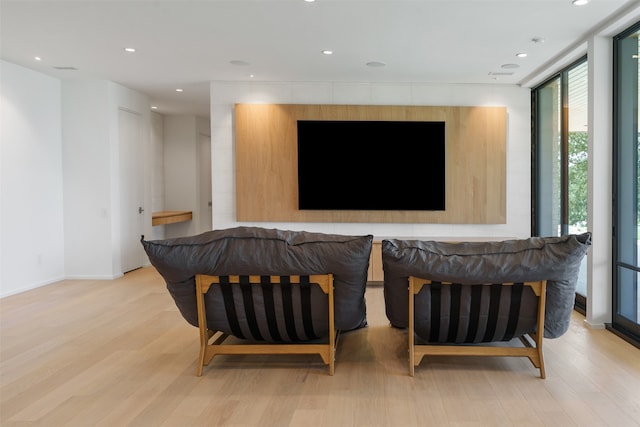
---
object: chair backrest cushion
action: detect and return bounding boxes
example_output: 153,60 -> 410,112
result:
383,233 -> 591,338
142,227 -> 372,332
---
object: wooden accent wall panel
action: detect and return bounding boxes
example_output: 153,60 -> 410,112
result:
235,104 -> 506,224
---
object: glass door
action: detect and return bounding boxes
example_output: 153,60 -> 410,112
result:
567,62 -> 589,306
611,22 -> 640,347
533,58 -> 589,313
533,75 -> 562,237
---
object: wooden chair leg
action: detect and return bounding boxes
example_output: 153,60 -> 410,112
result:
408,278 -> 416,377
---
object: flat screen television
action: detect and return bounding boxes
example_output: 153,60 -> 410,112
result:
297,120 -> 445,211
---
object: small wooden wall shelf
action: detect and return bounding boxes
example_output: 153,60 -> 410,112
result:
152,211 -> 192,226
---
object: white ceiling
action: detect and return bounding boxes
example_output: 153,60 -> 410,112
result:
1,0 -> 639,117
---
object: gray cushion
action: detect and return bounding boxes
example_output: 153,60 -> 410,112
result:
142,226 -> 373,335
382,233 -> 591,338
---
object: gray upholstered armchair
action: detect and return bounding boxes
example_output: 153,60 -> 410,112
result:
382,233 -> 591,377
142,226 -> 372,376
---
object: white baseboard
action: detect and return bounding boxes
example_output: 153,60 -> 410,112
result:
584,319 -> 606,329
0,276 -> 64,299
63,274 -> 123,280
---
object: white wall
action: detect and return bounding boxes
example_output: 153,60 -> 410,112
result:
210,81 -> 532,239
163,115 -> 211,238
150,111 -> 166,241
0,60 -> 65,297
164,116 -> 198,238
1,62 -> 153,295
62,80 -> 114,278
587,36 -> 614,328
62,79 -> 151,279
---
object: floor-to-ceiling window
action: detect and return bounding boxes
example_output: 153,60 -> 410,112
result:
532,57 -> 589,313
611,22 -> 640,347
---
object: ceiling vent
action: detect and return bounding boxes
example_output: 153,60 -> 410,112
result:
488,71 -> 514,76
53,66 -> 78,70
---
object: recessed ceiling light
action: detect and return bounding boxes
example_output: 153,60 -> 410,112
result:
176,88 -> 183,92
249,74 -> 255,78
516,53 -> 527,58
304,0 -> 316,2
35,56 -> 42,61
124,47 -> 136,53
366,61 -> 386,67
572,0 -> 589,5
151,106 -> 158,110
321,50 -> 333,55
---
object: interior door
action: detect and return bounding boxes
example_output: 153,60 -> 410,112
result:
119,108 -> 144,273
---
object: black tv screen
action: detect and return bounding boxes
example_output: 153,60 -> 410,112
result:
297,120 -> 445,211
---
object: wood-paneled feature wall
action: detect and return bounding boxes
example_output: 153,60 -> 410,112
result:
235,104 -> 506,224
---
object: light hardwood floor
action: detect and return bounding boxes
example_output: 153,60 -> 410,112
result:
1,266 -> 639,427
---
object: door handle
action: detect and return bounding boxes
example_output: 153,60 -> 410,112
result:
138,207 -> 144,214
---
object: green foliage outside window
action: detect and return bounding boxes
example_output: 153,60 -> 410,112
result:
568,131 -> 588,228
569,131 -> 640,234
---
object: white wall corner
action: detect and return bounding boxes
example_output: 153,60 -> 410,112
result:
586,35 -> 614,326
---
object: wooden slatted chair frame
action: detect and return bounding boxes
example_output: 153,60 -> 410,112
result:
408,277 -> 547,378
195,273 -> 337,376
